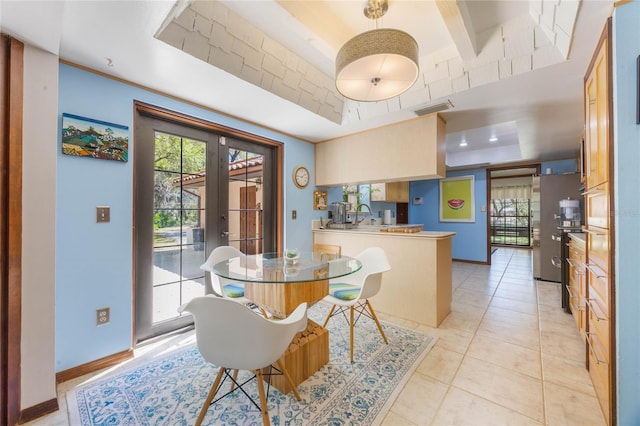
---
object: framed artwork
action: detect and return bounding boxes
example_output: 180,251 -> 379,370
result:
314,190 -> 328,210
439,175 -> 475,222
61,113 -> 129,162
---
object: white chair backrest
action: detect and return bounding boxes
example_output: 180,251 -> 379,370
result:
352,247 -> 391,300
200,246 -> 244,296
179,297 -> 307,371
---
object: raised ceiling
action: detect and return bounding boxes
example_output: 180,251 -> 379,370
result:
1,0 -> 613,168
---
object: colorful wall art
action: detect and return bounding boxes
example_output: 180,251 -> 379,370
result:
62,113 -> 129,162
439,175 -> 475,222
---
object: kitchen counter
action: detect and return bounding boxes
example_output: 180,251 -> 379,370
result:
568,232 -> 586,244
316,225 -> 455,239
313,223 -> 456,327
314,222 -> 455,239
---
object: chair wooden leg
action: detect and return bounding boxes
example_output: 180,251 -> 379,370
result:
322,304 -> 336,327
276,358 -> 301,401
255,369 -> 271,426
366,299 -> 388,344
350,306 -> 355,363
196,367 -> 226,426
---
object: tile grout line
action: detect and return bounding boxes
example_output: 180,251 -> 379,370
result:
428,248 -> 513,425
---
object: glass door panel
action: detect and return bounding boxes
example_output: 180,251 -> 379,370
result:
135,109 -> 277,342
227,149 -> 264,255
152,132 -> 207,324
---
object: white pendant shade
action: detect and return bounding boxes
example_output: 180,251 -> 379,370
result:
336,28 -> 419,102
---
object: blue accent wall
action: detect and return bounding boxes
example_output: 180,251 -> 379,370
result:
541,159 -> 577,175
613,3 -> 640,423
409,169 -> 488,262
57,64 -> 312,370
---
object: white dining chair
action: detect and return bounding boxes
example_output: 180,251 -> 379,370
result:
322,246 -> 391,363
200,245 -> 251,304
178,297 -> 307,426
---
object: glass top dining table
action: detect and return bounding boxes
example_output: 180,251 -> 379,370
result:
212,252 -> 362,284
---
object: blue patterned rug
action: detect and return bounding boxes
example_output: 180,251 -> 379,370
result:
67,303 -> 436,425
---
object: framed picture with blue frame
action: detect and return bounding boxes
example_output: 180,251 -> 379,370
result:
61,113 -> 129,162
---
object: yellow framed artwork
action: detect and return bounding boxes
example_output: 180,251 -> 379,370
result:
314,190 -> 328,210
439,175 -> 475,222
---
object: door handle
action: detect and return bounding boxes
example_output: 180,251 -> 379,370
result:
220,231 -> 229,237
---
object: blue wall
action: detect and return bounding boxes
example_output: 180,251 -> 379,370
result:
409,169 -> 488,262
57,64 -> 313,370
540,158 -> 577,175
613,3 -> 640,423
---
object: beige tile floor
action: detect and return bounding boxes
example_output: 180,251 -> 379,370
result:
26,247 -> 606,426
379,247 -> 606,426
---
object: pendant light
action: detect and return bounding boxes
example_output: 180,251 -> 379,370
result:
335,0 -> 419,102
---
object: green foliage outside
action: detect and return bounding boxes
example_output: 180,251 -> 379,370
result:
153,134 -> 206,230
153,134 -> 257,231
490,198 -> 532,246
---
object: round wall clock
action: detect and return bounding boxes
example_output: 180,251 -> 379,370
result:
293,165 -> 310,188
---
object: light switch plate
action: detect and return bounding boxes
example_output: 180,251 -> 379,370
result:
97,206 -> 110,223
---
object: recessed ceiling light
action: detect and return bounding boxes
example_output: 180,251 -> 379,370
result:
460,140 -> 468,147
489,136 -> 498,142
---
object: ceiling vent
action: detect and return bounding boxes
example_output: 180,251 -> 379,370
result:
414,99 -> 454,116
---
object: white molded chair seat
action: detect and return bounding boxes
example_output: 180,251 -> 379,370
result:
200,246 -> 251,304
322,247 -> 391,363
178,296 -> 307,426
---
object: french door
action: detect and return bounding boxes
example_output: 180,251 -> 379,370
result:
134,106 -> 277,342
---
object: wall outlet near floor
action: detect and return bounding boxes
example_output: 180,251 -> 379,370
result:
96,307 -> 110,325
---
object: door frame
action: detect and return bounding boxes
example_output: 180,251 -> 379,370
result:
1,35 -> 23,426
486,163 -> 541,263
132,101 -> 284,341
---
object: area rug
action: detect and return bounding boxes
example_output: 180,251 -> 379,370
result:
67,303 -> 436,425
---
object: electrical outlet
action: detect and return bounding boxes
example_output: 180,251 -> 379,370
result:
96,307 -> 110,325
292,210 -> 297,219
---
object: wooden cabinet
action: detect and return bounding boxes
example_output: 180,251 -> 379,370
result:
314,114 -> 446,187
584,30 -> 610,189
568,235 -> 587,337
585,183 -> 610,229
583,18 -> 614,425
370,182 -> 409,202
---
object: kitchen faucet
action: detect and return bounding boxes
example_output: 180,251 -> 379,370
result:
355,203 -> 374,225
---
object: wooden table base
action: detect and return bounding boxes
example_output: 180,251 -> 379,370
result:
245,279 -> 329,319
246,278 -> 331,394
266,319 -> 329,395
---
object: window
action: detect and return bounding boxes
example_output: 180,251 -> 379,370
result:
490,198 -> 531,246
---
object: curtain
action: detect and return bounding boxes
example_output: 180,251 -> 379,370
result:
491,176 -> 533,199
491,184 -> 531,200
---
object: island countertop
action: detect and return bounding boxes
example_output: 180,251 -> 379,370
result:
313,222 -> 455,327
312,223 -> 456,240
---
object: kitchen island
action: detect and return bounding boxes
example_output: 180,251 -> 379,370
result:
312,224 -> 455,327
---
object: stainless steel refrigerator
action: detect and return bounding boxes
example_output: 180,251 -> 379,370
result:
531,173 -> 582,282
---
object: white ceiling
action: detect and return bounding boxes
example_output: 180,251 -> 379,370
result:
1,0 -> 613,168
